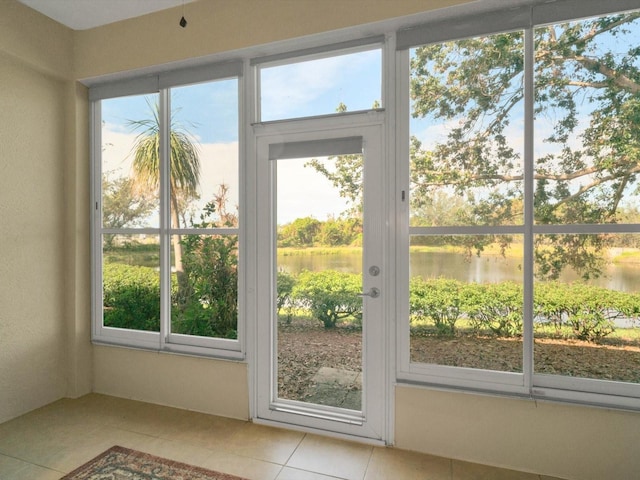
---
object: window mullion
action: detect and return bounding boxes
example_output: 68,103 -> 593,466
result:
523,27 -> 535,392
91,100 -> 102,340
396,48 -> 411,375
159,88 -> 172,348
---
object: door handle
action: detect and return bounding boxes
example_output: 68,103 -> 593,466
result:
358,287 -> 380,298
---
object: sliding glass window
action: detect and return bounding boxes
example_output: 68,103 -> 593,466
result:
92,65 -> 242,357
400,6 -> 640,405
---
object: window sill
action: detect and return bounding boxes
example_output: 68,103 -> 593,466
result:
396,375 -> 640,413
91,337 -> 246,362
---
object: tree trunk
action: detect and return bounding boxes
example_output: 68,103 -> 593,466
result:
170,194 -> 183,272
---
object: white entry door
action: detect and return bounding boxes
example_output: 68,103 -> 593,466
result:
255,115 -> 386,441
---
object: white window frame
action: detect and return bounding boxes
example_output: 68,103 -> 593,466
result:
395,0 -> 640,411
90,62 -> 245,360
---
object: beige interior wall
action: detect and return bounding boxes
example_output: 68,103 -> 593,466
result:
63,80 -> 93,400
93,346 -> 249,420
74,0 -> 467,79
0,1 -> 75,423
0,0 -> 73,79
396,385 -> 640,480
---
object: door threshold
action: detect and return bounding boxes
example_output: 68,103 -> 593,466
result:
252,417 -> 388,446
270,400 -> 364,425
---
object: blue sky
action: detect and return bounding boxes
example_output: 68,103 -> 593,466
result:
260,48 -> 381,121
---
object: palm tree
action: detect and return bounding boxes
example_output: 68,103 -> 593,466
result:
128,100 -> 200,273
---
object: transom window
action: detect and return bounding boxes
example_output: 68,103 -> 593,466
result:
256,41 -> 383,122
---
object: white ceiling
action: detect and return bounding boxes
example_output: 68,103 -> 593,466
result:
18,0 -> 197,30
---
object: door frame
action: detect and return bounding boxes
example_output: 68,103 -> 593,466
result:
252,112 -> 389,442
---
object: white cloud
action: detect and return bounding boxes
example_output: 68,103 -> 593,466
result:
102,126 -> 350,225
276,158 -> 350,224
102,128 -> 137,176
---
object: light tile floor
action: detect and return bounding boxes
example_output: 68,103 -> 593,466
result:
0,394 -> 565,480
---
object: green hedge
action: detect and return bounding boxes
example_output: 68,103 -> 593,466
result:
534,282 -> 640,341
410,277 -> 640,341
103,263 -> 161,332
105,264 -> 639,342
290,270 -> 362,329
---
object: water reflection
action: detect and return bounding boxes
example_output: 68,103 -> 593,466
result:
277,250 -> 640,292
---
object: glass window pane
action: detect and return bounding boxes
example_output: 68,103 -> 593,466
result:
167,79 -> 240,342
102,234 -> 160,332
534,12 -> 640,225
171,234 -> 238,339
260,48 -> 381,121
101,94 -> 160,229
409,32 -> 524,227
410,235 -> 523,372
534,234 -> 640,383
170,79 -> 239,228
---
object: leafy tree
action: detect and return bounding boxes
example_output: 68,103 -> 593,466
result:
101,172 -> 156,249
410,12 -> 640,279
278,217 -> 322,247
128,99 -> 201,273
317,217 -> 362,246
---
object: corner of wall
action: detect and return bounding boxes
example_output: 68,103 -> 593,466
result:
64,80 -> 93,399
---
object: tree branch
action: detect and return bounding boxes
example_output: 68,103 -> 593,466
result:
575,13 -> 640,45
570,55 -> 640,94
566,80 -> 610,89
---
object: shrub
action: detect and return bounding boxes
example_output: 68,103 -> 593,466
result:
467,281 -> 523,337
277,270 -> 297,323
408,278 -> 640,341
534,281 -> 571,333
292,270 -> 362,328
555,284 -> 617,341
103,263 -> 161,331
534,282 -> 640,341
409,277 -> 465,335
174,232 -> 238,339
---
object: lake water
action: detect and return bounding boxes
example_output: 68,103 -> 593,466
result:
277,250 -> 640,292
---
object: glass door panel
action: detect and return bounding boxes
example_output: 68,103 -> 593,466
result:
275,154 -> 364,411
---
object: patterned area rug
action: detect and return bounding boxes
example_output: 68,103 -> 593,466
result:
61,445 -> 249,480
